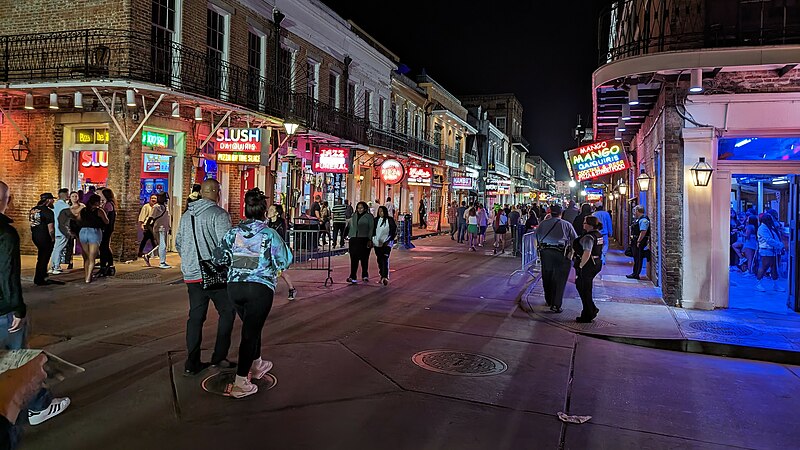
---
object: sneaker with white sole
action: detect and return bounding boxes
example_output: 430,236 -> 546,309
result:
28,397 -> 71,425
755,282 -> 766,292
159,263 -> 172,269
775,282 -> 786,292
229,380 -> 258,398
249,359 -> 273,380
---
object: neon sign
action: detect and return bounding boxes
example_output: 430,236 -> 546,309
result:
214,128 -> 266,164
585,188 -> 603,202
407,166 -> 432,186
313,147 -> 351,173
75,128 -> 109,144
451,177 -> 474,189
142,131 -> 169,148
380,159 -> 404,184
565,140 -> 630,182
80,151 -> 108,167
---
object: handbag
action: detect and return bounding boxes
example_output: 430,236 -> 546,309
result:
191,215 -> 228,290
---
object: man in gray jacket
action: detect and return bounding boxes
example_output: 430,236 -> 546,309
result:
175,179 -> 236,375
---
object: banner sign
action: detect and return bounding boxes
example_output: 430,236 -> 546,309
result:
585,188 -> 603,202
380,159 -> 404,184
426,212 -> 440,232
407,166 -> 433,186
565,140 -> 629,181
313,147 -> 351,173
214,128 -> 266,164
451,177 -> 474,190
142,131 -> 170,148
486,177 -> 511,195
143,153 -> 170,173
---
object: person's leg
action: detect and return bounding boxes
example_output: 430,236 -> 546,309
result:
332,223 -> 340,247
632,245 -> 643,277
65,237 -> 74,268
208,287 -> 236,365
158,228 -> 168,265
551,256 -> 571,309
51,235 -> 67,272
577,266 -> 599,319
98,229 -> 111,269
33,238 -> 49,284
768,256 -> 779,281
233,283 -> 274,379
541,251 -> 555,307
138,231 -> 149,256
360,242 -> 370,279
185,283 -> 211,371
601,233 -> 609,264
348,239 -> 359,279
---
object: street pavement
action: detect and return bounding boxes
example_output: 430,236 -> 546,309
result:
17,233 -> 800,449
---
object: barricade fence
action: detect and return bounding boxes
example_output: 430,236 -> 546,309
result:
509,231 -> 540,283
286,218 -> 333,286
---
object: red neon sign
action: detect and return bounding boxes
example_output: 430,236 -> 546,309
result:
313,147 -> 351,173
407,166 -> 432,186
564,140 -> 630,182
380,159 -> 404,184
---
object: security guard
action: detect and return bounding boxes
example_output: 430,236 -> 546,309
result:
627,205 -> 650,280
535,204 -> 578,312
573,216 -> 604,323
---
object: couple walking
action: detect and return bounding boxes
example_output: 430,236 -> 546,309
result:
176,180 -> 292,398
346,202 -> 396,285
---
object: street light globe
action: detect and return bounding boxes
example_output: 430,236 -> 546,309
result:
580,190 -> 587,196
568,180 -> 577,188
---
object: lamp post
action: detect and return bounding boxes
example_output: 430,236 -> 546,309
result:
282,120 -> 301,219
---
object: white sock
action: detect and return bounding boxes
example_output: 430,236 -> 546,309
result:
252,357 -> 263,368
235,375 -> 248,387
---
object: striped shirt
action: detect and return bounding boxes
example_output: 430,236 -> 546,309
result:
331,204 -> 348,223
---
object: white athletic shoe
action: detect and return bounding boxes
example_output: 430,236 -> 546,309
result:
755,282 -> 766,292
28,397 -> 71,425
230,379 -> 258,398
249,359 -> 273,380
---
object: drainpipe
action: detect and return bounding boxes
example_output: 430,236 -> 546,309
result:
273,9 -> 285,87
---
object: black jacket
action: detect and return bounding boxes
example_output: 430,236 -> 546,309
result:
0,214 -> 26,318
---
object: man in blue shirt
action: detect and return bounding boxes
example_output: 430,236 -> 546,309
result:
50,189 -> 70,275
592,203 -> 613,264
627,205 -> 650,279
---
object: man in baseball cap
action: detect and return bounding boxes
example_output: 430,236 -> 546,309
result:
29,193 -> 64,286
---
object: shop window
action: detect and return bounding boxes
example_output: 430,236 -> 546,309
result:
247,30 -> 266,108
328,72 -> 339,108
151,0 -> 177,84
718,137 -> 800,161
378,97 -> 385,129
363,90 -> 371,121
306,60 -> 319,99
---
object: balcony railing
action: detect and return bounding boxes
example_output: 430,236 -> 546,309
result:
0,29 -> 368,144
463,151 -> 478,167
511,167 -> 523,178
367,127 -> 409,153
443,144 -> 460,164
599,0 -> 800,65
409,135 -> 439,161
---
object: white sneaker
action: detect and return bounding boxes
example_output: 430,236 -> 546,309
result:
159,263 -> 172,269
249,359 -> 273,380
50,269 -> 62,275
28,397 -> 71,425
229,380 -> 258,398
775,282 -> 786,292
755,282 -> 766,292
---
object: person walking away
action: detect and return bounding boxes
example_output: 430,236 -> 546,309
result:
267,204 -> 297,301
466,207 -> 479,251
418,199 -> 427,229
456,201 -> 468,243
29,193 -> 63,286
525,208 -> 539,232
98,188 -> 117,276
0,181 -> 71,432
742,215 -> 759,276
138,194 -> 157,262
562,200 -> 580,224
213,188 -> 292,398
150,193 -> 171,269
331,198 -> 348,248
50,189 -> 70,275
347,201 -> 374,284
508,205 -> 521,254
592,203 -> 613,264
175,179 -> 236,375
386,197 -> 396,220
447,201 -> 458,240
573,216 -> 604,323
373,206 -> 397,285
755,214 -> 786,292
78,194 -> 108,283
310,194 -> 322,222
627,205 -> 650,280
535,204 -> 578,313
493,208 -> 509,254
572,203 -> 592,236
476,203 -> 488,247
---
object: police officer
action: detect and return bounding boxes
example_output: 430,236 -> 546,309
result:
573,216 -> 604,323
535,204 -> 577,313
627,205 -> 650,280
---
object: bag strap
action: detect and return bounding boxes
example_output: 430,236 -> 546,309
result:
190,215 -> 204,262
539,219 -> 560,244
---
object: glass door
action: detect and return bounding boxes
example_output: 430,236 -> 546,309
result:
789,175 -> 800,311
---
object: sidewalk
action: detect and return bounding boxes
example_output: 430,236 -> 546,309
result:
519,247 -> 800,362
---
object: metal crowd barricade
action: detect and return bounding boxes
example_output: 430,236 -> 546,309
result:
286,217 -> 333,286
510,231 -> 540,281
511,223 -> 526,257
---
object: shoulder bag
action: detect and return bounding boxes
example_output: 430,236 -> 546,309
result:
145,207 -> 167,235
191,215 -> 228,290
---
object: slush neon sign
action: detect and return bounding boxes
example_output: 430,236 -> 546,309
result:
214,128 -> 264,153
565,140 -> 630,181
80,151 -> 108,167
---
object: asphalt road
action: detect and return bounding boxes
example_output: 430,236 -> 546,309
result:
19,235 -> 800,450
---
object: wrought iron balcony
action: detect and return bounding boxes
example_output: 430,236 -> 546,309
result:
463,151 -> 479,167
0,29 -> 368,145
443,144 -> 460,164
511,167 -> 524,178
599,0 -> 800,65
409,135 -> 439,161
367,127 -> 409,153
511,135 -> 529,148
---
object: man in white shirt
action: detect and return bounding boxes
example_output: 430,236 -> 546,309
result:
50,189 -> 70,274
385,197 -> 396,220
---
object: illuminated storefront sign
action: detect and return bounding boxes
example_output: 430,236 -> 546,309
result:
313,147 -> 351,173
538,192 -> 548,201
486,177 -> 511,195
80,151 -> 108,168
585,188 -> 603,202
214,128 -> 266,164
142,131 -> 169,148
407,166 -> 433,186
143,153 -> 170,173
451,177 -> 474,190
565,140 -> 630,182
380,159 -> 404,184
76,128 -> 109,144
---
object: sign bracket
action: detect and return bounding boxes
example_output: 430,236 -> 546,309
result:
0,105 -> 29,145
198,111 -> 232,150
127,94 -> 165,144
92,88 -> 127,142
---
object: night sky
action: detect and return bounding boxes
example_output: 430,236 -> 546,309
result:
320,0 -> 611,179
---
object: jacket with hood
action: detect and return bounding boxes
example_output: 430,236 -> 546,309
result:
175,199 -> 232,282
0,214 -> 26,318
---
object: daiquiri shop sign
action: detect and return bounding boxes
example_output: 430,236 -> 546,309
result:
565,140 -> 630,182
213,128 -> 267,164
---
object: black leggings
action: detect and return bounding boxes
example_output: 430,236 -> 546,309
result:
349,237 -> 370,279
100,229 -> 114,268
138,229 -> 156,256
227,282 -> 274,378
374,245 -> 391,278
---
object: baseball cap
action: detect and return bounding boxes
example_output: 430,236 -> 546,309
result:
39,192 -> 55,200
549,204 -> 563,214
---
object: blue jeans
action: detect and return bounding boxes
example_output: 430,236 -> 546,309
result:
600,232 -> 609,264
157,227 -> 168,264
457,222 -> 467,242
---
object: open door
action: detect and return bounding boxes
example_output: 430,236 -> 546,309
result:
789,175 -> 800,311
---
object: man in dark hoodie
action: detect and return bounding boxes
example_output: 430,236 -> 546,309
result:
175,179 -> 236,375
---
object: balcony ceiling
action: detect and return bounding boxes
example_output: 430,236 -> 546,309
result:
595,80 -> 661,142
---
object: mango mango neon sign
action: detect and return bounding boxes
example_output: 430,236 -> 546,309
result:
566,140 -> 630,182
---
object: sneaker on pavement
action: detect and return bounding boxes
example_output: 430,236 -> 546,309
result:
143,254 -> 151,267
347,277 -> 358,284
755,282 -> 766,292
28,397 -> 71,426
159,263 -> 172,269
211,359 -> 237,369
229,380 -> 258,398
288,288 -> 297,301
249,359 -> 273,380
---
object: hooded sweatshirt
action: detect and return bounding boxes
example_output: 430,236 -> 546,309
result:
0,214 -> 25,318
175,198 -> 232,282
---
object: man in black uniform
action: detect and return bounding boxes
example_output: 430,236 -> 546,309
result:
29,193 -> 64,286
573,216 -> 604,322
627,205 -> 650,280
535,204 -> 577,312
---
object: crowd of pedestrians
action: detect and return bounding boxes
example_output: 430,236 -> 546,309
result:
729,206 -> 787,292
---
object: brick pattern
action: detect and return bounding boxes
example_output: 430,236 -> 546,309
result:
708,69 -> 800,93
0,0 -> 130,34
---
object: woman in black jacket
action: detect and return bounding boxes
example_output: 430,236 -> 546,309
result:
347,201 -> 374,284
373,206 -> 397,286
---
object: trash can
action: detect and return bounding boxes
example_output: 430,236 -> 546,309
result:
292,217 -> 320,252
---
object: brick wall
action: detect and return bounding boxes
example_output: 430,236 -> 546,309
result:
662,85 -> 685,306
707,69 -> 800,93
0,0 -> 130,34
0,113 -> 60,254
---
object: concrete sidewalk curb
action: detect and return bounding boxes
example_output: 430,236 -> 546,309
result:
518,277 -> 800,365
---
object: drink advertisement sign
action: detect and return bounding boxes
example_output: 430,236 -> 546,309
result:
564,140 -> 630,181
214,128 -> 266,164
313,147 -> 351,173
380,159 -> 404,184
407,166 -> 433,186
451,177 -> 474,190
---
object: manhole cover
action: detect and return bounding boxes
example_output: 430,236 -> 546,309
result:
114,271 -> 160,280
412,350 -> 507,377
201,371 -> 277,397
686,321 -> 757,337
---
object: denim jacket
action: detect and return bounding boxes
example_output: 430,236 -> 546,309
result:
213,219 -> 293,292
